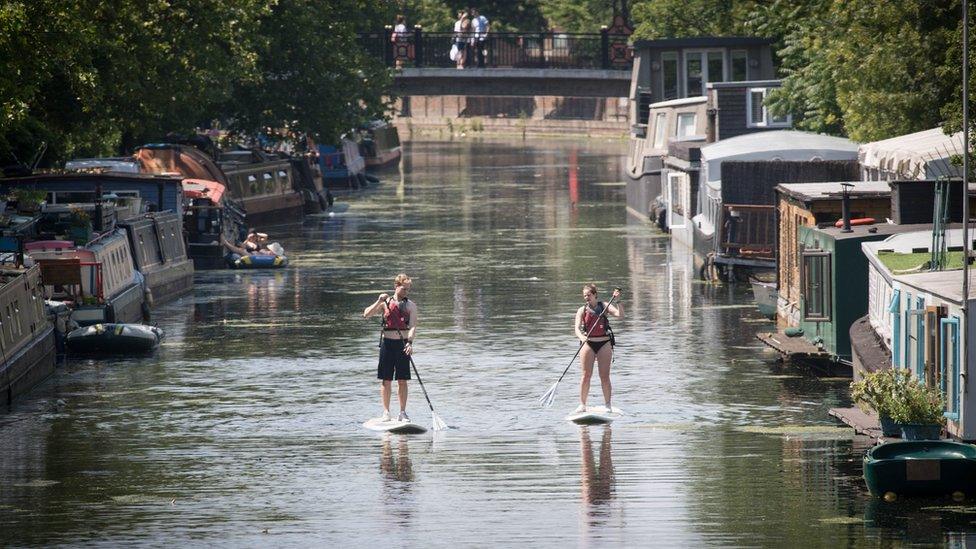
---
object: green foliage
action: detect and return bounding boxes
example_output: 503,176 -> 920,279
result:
224,0 -> 392,144
631,0 -> 759,39
0,0 -> 393,166
851,368 -> 946,426
539,0 -> 613,33
629,0 -> 960,142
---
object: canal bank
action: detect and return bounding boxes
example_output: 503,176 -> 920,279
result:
0,139 -> 964,545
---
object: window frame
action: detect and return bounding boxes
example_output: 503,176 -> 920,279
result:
652,112 -> 668,149
801,249 -> 832,322
940,316 -> 961,421
746,88 -> 792,128
661,52 -> 679,101
675,112 -> 697,138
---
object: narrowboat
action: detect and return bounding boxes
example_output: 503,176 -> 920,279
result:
27,232 -> 146,327
136,142 -> 303,229
0,265 -> 57,408
1,173 -> 196,304
360,121 -> 402,170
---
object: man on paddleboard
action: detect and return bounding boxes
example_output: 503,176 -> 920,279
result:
574,284 -> 622,413
363,274 -> 418,422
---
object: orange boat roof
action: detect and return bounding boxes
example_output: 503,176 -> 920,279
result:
182,178 -> 225,203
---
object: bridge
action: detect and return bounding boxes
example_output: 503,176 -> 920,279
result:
358,24 -> 635,135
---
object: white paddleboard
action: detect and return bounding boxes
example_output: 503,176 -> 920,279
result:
565,406 -> 623,425
363,417 -> 428,434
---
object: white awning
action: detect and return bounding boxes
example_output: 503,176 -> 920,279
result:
858,127 -> 963,179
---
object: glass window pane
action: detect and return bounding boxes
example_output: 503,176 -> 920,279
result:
750,90 -> 765,125
707,51 -> 724,83
731,51 -> 747,81
686,54 -> 703,96
662,52 -> 678,100
675,113 -> 696,137
653,113 -> 668,149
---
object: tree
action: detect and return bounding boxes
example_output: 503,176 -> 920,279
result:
224,0 -> 392,144
631,0 -> 759,39
764,0 -> 957,142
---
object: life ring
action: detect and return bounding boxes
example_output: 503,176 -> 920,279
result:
834,217 -> 876,228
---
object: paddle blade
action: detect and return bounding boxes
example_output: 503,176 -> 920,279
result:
539,381 -> 559,408
431,412 -> 449,431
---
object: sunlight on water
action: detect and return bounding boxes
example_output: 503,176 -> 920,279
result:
0,139 -> 966,546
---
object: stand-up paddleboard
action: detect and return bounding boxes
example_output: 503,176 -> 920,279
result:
565,406 -> 623,425
363,417 -> 428,434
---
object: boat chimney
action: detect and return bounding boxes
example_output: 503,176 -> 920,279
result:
841,182 -> 854,233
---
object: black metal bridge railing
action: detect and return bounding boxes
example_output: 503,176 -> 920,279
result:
359,28 -> 633,70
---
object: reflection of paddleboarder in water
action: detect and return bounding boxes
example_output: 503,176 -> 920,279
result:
363,274 -> 418,422
381,435 -> 415,483
580,426 -> 615,506
574,285 -> 622,413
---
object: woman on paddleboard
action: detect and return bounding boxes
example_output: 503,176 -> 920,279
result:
574,284 -> 622,413
363,274 -> 418,422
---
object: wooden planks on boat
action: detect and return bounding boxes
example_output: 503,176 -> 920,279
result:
829,407 -> 882,440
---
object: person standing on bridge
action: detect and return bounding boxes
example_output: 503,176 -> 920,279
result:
470,8 -> 490,68
453,10 -> 469,70
363,274 -> 418,422
391,15 -> 409,69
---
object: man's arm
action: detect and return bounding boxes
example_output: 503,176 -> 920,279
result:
363,293 -> 389,318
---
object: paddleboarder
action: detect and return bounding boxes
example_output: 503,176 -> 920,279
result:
363,274 -> 418,422
574,284 -> 622,413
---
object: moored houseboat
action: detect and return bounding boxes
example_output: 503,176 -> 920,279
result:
756,220 -> 925,374
360,120 -> 402,170
27,229 -> 146,327
318,139 -> 369,191
694,131 -> 859,280
136,142 -> 304,228
0,173 -> 195,304
0,264 -> 57,408
774,181 -> 893,325
626,37 -> 777,222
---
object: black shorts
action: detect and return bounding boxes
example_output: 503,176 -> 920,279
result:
378,338 -> 411,380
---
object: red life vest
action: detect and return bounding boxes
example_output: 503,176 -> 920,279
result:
383,298 -> 410,330
581,302 -> 609,337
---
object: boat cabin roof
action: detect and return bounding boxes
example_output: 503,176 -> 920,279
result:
776,181 -> 891,202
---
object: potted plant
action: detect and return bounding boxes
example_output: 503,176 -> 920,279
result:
11,188 -> 46,214
68,207 -> 91,244
890,378 -> 945,440
851,368 -> 911,437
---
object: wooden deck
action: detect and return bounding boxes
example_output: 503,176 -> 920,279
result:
829,407 -> 883,441
756,331 -> 829,359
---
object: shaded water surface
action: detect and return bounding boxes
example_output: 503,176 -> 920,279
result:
1,140 -> 974,546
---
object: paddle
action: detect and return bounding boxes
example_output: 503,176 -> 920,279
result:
385,302 -> 449,431
540,290 -> 620,408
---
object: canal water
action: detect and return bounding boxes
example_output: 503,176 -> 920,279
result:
1,140 -> 973,546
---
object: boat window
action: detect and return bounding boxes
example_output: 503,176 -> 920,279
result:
675,113 -> 696,138
747,88 -> 792,128
941,316 -> 961,420
731,50 -> 748,81
801,250 -> 831,321
662,52 -> 679,100
652,113 -> 668,149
